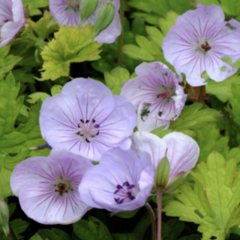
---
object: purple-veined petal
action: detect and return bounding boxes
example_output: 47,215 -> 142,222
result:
163,132 -> 200,182
10,149 -> 93,224
79,148 -> 154,212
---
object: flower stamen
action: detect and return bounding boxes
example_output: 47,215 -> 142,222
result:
76,118 -> 100,143
201,41 -> 211,52
114,181 -> 136,204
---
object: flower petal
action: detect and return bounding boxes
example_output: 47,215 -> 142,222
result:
163,132 -> 200,182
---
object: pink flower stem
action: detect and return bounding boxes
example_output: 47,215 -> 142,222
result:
157,190 -> 162,240
118,0 -> 124,66
145,203 -> 156,240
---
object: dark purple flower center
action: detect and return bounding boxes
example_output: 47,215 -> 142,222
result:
4,19 -> 10,23
114,181 -> 136,204
54,177 -> 73,196
76,118 -> 100,143
201,41 -> 211,52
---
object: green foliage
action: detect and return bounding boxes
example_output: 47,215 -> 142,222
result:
40,24 -> 102,81
92,17 -> 140,74
128,0 -> 191,25
104,67 -> 130,94
22,0 -> 49,16
39,228 -> 71,240
162,219 -> 184,240
0,47 -> 21,79
195,123 -> 229,162
0,74 -> 50,198
206,76 -> 240,103
197,0 -> 240,16
30,234 -> 43,240
122,10 -> 178,69
170,103 -> 220,131
73,216 -> 112,240
10,219 -> 29,239
163,152 -> 240,239
28,11 -> 58,39
113,213 -> 151,240
229,84 -> 240,126
51,85 -> 62,96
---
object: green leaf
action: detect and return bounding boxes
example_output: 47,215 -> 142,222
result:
169,103 -> 220,131
159,11 -> 178,35
163,152 -> 240,239
229,84 -> 240,126
27,92 -> 50,104
162,219 -> 184,240
22,0 -> 49,16
220,0 -> 240,16
146,26 -> 164,48
28,11 -> 58,39
206,76 -> 240,103
123,44 -> 155,61
51,85 -> 62,96
0,47 -> 21,79
110,209 -> 139,219
195,123 -> 229,162
0,74 -> 50,197
40,24 -> 102,81
10,219 -> 29,240
73,216 -> 112,240
0,168 -> 12,199
178,235 -> 201,240
113,212 -> 151,240
30,234 -> 43,240
104,67 -> 130,94
38,229 -> 71,240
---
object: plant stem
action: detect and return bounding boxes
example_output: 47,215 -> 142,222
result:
145,203 -> 156,240
117,0 -> 124,66
157,190 -> 162,240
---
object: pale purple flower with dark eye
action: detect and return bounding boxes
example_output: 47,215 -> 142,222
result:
10,149 -> 93,225
49,0 -> 121,43
162,4 -> 240,87
121,62 -> 187,132
131,131 -> 200,183
0,0 -> 25,47
78,148 -> 154,212
40,78 -> 136,161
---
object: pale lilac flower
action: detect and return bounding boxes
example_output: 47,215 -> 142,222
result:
78,148 -> 154,212
10,149 -> 93,224
131,131 -> 200,183
121,62 -> 187,132
40,78 -> 136,161
49,0 -> 121,43
162,4 -> 240,86
0,0 -> 25,47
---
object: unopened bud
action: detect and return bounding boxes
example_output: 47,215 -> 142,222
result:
154,156 -> 170,190
94,2 -> 115,37
80,0 -> 98,24
0,197 -> 10,237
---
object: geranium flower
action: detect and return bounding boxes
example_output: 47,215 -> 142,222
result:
78,148 -> 154,212
10,149 -> 93,224
131,131 -> 199,184
49,0 -> 121,43
0,0 -> 25,47
40,78 -> 136,160
162,4 -> 240,86
121,62 -> 187,132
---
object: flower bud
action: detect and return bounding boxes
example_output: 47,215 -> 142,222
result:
94,2 -> 115,37
154,156 -> 170,190
0,197 -> 10,237
80,0 -> 98,25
